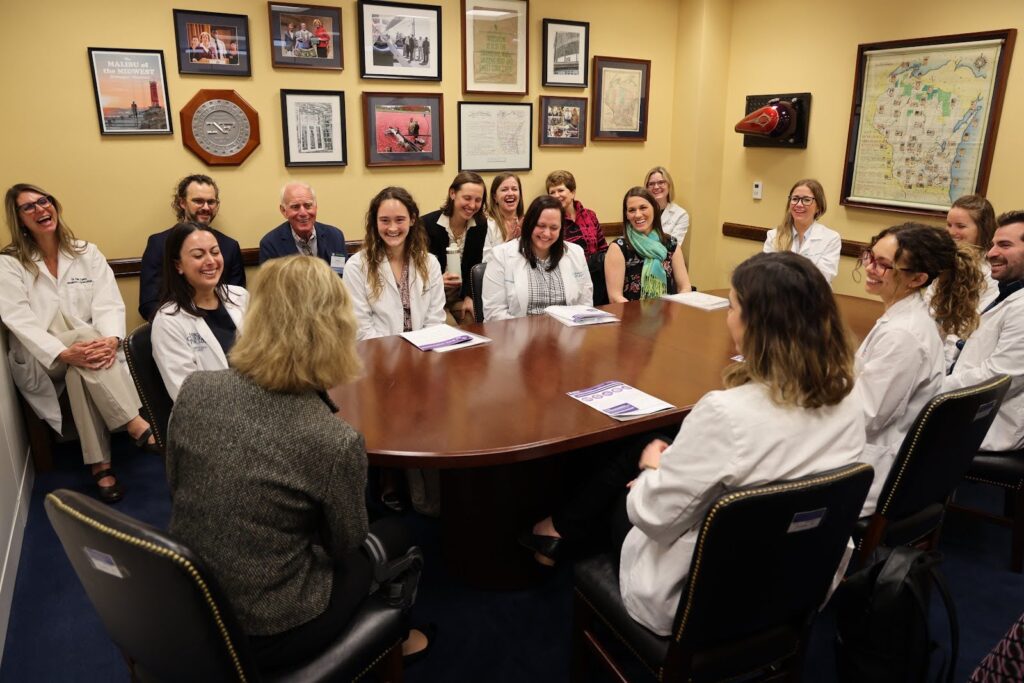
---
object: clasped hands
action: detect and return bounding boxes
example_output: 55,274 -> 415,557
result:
626,438 -> 669,489
58,337 -> 118,370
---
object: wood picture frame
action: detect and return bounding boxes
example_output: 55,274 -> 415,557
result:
268,3 -> 343,70
461,0 -> 527,95
173,9 -> 251,76
458,101 -> 532,171
362,92 -> 444,167
539,96 -> 586,148
591,56 -> 650,141
87,48 -> 173,135
281,89 -> 347,167
357,0 -> 441,81
542,19 -> 588,88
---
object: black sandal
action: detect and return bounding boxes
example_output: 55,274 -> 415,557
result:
93,467 -> 124,504
133,427 -> 161,454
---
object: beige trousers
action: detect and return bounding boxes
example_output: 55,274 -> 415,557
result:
45,315 -> 141,465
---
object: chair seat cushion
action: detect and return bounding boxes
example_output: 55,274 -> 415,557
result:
968,450 -> 1024,488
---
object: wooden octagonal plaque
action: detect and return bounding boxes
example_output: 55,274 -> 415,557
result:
180,89 -> 260,166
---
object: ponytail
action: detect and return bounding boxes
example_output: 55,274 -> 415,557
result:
930,242 -> 983,338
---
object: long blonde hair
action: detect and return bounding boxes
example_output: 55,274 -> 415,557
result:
3,183 -> 85,278
774,178 -> 827,253
361,187 -> 431,302
487,173 -> 524,241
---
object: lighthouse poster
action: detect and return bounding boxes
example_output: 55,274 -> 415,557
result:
88,48 -> 172,135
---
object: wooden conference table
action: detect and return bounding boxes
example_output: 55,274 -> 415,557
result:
331,292 -> 883,587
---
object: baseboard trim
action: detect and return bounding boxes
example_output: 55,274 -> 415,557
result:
0,447 -> 34,667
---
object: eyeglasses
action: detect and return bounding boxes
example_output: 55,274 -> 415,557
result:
789,195 -> 815,206
860,250 -> 915,274
189,198 -> 220,207
646,180 -> 667,188
18,196 -> 53,213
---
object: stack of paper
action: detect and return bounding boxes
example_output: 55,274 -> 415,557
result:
662,291 -> 730,310
399,324 -> 491,353
545,305 -> 619,327
568,381 -> 674,421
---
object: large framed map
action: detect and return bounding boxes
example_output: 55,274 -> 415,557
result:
840,29 -> 1015,216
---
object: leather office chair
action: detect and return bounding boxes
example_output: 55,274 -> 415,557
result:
572,463 -> 873,683
470,262 -> 487,323
123,323 -> 173,453
588,251 -> 609,306
45,488 -> 408,683
949,447 -> 1024,572
853,374 -> 1011,568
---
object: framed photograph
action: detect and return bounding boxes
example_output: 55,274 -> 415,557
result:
539,96 -> 586,148
87,48 -> 172,136
173,9 -> 251,76
281,90 -> 347,167
461,0 -> 527,95
840,29 -> 1016,216
591,56 -> 651,141
542,19 -> 588,88
458,101 -> 532,171
362,92 -> 444,167
358,1 -> 441,81
268,3 -> 343,70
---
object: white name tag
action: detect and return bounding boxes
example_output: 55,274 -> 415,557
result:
787,508 -> 827,533
330,254 -> 346,273
84,546 -> 124,578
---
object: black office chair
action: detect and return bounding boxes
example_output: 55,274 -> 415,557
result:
853,374 -> 1011,568
45,488 -> 408,682
470,262 -> 487,323
949,447 -> 1024,572
123,323 -> 173,453
572,463 -> 873,682
588,251 -> 609,306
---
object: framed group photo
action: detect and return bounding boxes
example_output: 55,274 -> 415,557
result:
268,3 -> 343,70
542,19 -> 589,88
173,9 -> 251,76
281,90 -> 347,167
539,96 -> 586,148
362,92 -> 444,167
461,0 -> 527,94
88,48 -> 173,135
358,1 -> 441,81
458,101 -> 532,171
592,56 -> 651,141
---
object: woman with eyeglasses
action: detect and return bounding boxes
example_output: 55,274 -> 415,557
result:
763,179 -> 841,284
853,223 -> 983,515
643,167 -> 689,243
0,184 -> 157,503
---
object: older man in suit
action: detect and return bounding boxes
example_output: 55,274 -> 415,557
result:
258,182 -> 347,274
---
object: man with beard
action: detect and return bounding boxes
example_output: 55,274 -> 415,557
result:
138,174 -> 245,320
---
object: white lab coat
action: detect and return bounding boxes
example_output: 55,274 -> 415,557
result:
483,217 -> 513,262
0,242 -> 126,431
943,286 -> 1024,451
150,286 -> 249,400
660,202 -> 690,244
620,382 -> 866,635
481,240 -> 593,321
344,251 -> 446,340
853,293 -> 944,515
763,221 -> 842,284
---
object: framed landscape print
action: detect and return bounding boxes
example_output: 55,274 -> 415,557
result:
173,9 -> 251,76
88,48 -> 173,135
458,101 -> 532,171
539,96 -> 586,147
840,29 -> 1016,216
268,3 -> 343,70
358,0 -> 441,81
362,92 -> 444,167
591,56 -> 651,141
542,19 -> 588,88
281,90 -> 347,167
461,0 -> 527,95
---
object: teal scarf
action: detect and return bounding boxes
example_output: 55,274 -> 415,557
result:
627,227 -> 668,299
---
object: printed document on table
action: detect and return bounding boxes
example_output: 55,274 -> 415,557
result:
661,291 -> 729,310
545,305 -> 619,327
399,324 -> 491,353
568,381 -> 674,421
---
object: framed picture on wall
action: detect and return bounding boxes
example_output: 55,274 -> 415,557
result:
542,19 -> 589,88
458,101 -> 532,171
591,56 -> 651,141
268,3 -> 343,70
539,96 -> 586,147
357,0 -> 441,81
362,92 -> 444,167
840,28 -> 1017,216
173,9 -> 251,76
281,90 -> 347,167
461,0 -> 527,95
88,48 -> 173,136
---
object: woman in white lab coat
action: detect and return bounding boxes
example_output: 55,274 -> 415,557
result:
521,251 -> 865,636
0,183 -> 155,503
482,195 -> 593,321
763,178 -> 841,284
854,222 -> 983,515
151,222 -> 248,400
344,186 -> 445,341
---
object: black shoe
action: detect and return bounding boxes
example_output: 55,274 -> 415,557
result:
93,467 -> 124,504
518,532 -> 562,566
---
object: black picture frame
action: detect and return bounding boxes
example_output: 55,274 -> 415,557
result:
281,89 -> 347,167
87,48 -> 173,136
173,9 -> 252,76
362,92 -> 444,167
268,3 -> 344,70
357,0 -> 441,81
458,101 -> 532,171
539,96 -> 586,148
591,56 -> 651,141
542,19 -> 589,88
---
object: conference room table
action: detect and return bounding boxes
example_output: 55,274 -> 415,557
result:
331,291 -> 883,587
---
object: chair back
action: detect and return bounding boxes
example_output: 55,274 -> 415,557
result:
470,262 -> 487,323
124,323 -> 173,451
671,464 -> 873,654
44,489 -> 259,682
587,251 -> 608,306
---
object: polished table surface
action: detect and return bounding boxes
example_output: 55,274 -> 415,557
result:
332,291 -> 884,469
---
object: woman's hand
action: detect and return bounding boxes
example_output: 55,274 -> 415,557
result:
461,296 -> 475,324
507,217 -> 522,241
638,438 -> 669,471
442,272 -> 462,291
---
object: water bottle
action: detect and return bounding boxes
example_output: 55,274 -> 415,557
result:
446,243 -> 461,278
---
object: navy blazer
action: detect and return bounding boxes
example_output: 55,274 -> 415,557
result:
139,226 -> 245,321
258,221 -> 348,267
422,210 -> 486,299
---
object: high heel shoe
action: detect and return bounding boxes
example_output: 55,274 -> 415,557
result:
517,532 -> 562,566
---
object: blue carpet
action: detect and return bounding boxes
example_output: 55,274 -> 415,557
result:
2,441 -> 1021,682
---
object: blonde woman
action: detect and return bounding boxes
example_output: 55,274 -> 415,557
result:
763,178 -> 841,284
483,173 -> 524,260
643,166 -> 690,243
946,194 -> 999,310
